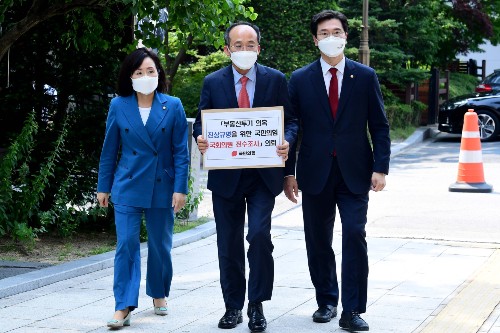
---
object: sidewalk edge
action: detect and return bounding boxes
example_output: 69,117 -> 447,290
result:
0,126 -> 433,299
390,126 -> 436,157
0,221 -> 216,298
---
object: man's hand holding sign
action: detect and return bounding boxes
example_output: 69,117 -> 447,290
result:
197,107 -> 288,170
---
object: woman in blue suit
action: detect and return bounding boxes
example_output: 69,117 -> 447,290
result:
97,48 -> 189,328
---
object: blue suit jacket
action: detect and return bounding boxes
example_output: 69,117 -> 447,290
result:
97,92 -> 189,208
286,58 -> 391,195
193,64 -> 299,198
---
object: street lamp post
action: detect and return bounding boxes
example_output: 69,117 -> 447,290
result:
359,0 -> 370,66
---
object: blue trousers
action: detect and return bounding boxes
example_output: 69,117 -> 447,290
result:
113,204 -> 174,311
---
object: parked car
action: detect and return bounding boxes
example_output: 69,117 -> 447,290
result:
438,91 -> 500,141
475,69 -> 500,92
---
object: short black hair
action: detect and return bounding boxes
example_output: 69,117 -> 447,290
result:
117,48 -> 167,97
224,21 -> 261,46
310,10 -> 349,37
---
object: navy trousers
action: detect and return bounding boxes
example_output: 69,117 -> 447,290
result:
212,169 -> 276,310
113,204 -> 174,311
302,157 -> 369,313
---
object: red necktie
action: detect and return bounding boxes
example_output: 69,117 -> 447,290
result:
329,68 -> 338,119
238,76 -> 250,108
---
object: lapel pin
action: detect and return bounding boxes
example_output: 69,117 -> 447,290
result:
350,75 -> 354,78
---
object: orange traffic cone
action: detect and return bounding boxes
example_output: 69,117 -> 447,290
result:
449,109 -> 492,193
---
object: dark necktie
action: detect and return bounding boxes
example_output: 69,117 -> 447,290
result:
238,76 -> 250,108
329,68 -> 338,119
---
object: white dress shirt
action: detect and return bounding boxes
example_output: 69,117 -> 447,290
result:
320,56 -> 345,98
232,65 -> 257,107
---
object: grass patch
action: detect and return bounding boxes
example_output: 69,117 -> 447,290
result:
0,256 -> 17,261
391,126 -> 416,142
0,217 -> 211,264
174,217 -> 209,233
58,243 -> 76,261
0,242 -> 18,253
88,245 -> 115,256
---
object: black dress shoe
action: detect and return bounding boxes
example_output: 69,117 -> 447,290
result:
312,305 -> 337,323
218,309 -> 243,329
247,302 -> 267,332
339,311 -> 369,331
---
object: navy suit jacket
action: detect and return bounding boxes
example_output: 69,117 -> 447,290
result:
193,64 -> 299,198
97,92 -> 189,208
286,58 -> 391,195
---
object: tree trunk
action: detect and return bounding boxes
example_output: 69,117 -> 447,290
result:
165,34 -> 193,94
0,0 -> 105,63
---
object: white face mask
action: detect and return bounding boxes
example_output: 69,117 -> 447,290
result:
230,50 -> 258,70
317,36 -> 346,58
131,76 -> 158,95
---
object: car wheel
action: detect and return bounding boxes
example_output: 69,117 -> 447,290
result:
477,110 -> 499,142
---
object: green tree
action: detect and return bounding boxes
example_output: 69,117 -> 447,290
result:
0,0 -> 256,92
245,0 -> 340,76
172,51 -> 230,117
483,0 -> 500,45
132,0 -> 257,92
339,0 -> 497,70
0,0 -> 122,62
0,0 -> 258,239
0,6 -> 128,240
437,0 -> 498,66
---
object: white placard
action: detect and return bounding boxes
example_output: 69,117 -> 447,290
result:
201,107 -> 284,170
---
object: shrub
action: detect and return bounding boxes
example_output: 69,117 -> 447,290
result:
175,169 -> 204,222
449,72 -> 479,98
172,51 -> 230,118
0,112 -> 69,241
385,101 -> 424,129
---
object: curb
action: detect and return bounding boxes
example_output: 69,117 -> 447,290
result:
0,126 -> 434,299
0,221 -> 216,298
390,126 -> 436,157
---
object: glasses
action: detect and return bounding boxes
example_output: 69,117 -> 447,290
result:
317,30 -> 345,39
229,44 -> 258,52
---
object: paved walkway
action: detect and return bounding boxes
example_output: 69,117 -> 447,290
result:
1,127 -> 499,333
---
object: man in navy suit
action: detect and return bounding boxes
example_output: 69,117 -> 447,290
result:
284,10 -> 391,332
193,22 -> 298,332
